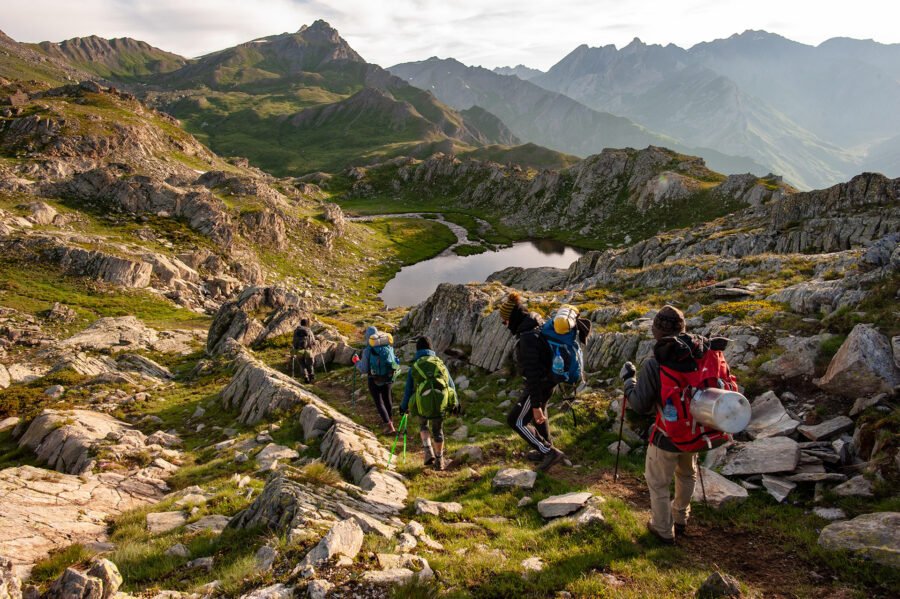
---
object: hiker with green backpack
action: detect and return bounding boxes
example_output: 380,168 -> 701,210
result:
399,336 -> 460,471
356,326 -> 401,434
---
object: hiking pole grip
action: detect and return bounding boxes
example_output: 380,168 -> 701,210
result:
613,394 -> 627,481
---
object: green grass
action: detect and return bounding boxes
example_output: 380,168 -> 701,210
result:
29,544 -> 98,585
0,257 -> 209,332
453,244 -> 489,257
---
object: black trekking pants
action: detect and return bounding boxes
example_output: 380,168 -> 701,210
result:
506,379 -> 556,455
367,377 -> 393,424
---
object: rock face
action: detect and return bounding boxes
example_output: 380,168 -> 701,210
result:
229,474 -> 401,545
57,316 -> 198,354
220,343 -> 406,510
18,409 -> 131,474
0,557 -> 22,599
818,512 -> 900,568
0,465 -> 161,573
797,416 -> 854,441
492,468 -> 537,490
760,334 -> 834,379
299,519 -> 364,567
720,437 -> 800,476
537,492 -> 592,518
45,567 -> 104,599
745,392 -> 800,439
815,324 -> 900,396
693,468 -> 748,508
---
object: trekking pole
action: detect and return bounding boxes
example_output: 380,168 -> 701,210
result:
387,413 -> 409,466
290,353 -> 295,379
570,386 -> 578,429
320,353 -> 328,374
613,393 -> 627,481
697,460 -> 709,508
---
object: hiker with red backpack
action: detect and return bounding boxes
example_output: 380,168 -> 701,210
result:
499,293 -> 590,473
399,336 -> 460,471
356,326 -> 401,434
621,305 -> 740,545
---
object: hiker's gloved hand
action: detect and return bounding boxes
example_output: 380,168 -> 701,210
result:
400,409 -> 408,416
619,361 -> 636,381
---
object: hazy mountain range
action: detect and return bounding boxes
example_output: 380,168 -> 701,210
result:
7,22 -> 898,188
394,31 -> 900,189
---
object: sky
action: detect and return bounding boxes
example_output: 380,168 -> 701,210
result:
4,0 -> 899,70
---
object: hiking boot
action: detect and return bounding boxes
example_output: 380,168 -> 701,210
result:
536,447 -> 565,472
526,449 -> 543,463
423,445 -> 436,466
646,521 -> 675,546
433,454 -> 445,471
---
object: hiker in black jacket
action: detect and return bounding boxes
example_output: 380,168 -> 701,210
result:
499,292 -> 565,472
292,318 -> 316,384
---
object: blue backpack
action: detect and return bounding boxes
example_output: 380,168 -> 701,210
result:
369,344 -> 399,381
541,320 -> 584,384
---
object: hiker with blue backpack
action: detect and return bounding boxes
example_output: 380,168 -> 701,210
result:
356,326 -> 401,434
399,336 -> 460,471
499,293 -> 590,472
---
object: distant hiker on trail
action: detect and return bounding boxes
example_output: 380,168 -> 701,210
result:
356,326 -> 401,434
292,318 -> 316,384
400,336 -> 459,471
621,305 -> 738,545
499,292 -> 567,472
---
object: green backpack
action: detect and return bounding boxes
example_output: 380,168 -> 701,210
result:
412,355 -> 457,419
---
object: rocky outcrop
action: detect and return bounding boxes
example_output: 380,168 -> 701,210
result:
359,147 -> 786,240
207,285 -> 353,362
0,556 -> 21,599
487,173 -> 898,296
818,512 -> 900,568
23,237 -> 153,288
18,409 -> 181,483
207,286 -> 310,354
57,316 -> 200,354
220,344 -> 407,511
0,465 -> 162,574
228,475 -> 401,540
815,324 -> 900,396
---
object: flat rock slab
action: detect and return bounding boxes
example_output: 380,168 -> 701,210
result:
492,468 -> 536,490
832,475 -> 874,497
0,465 -> 161,574
147,511 -> 187,534
255,443 -> 299,470
300,519 -> 364,567
521,557 -> 544,572
186,515 -> 230,534
798,416 -> 854,441
813,507 -> 847,521
537,492 -> 592,519
475,418 -> 503,428
720,437 -> 800,476
362,568 -> 415,584
413,498 -> 463,517
450,426 -> 468,441
453,445 -> 484,463
746,391 -> 800,439
818,512 -> 900,568
761,475 -> 796,503
815,324 -> 900,396
692,468 -> 748,508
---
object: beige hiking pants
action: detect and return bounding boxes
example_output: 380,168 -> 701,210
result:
645,444 -> 697,539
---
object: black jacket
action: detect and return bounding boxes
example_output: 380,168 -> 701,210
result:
292,326 -> 315,351
624,333 -> 729,450
510,311 -> 553,383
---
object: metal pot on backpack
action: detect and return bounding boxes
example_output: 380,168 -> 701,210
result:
690,388 -> 751,433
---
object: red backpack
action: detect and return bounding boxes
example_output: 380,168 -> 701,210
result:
650,349 -> 739,452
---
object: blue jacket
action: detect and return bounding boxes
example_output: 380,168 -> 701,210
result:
355,326 -> 378,376
400,349 -> 456,413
